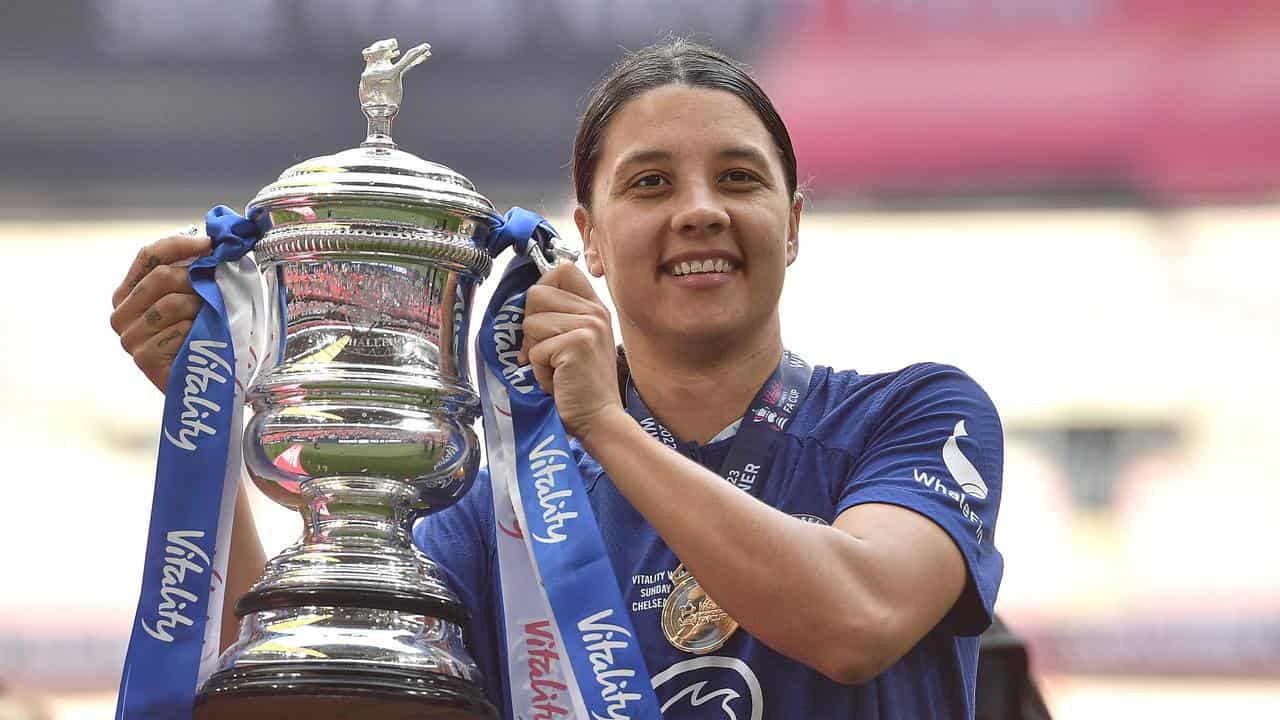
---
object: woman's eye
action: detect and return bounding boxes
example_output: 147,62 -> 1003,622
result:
633,174 -> 668,189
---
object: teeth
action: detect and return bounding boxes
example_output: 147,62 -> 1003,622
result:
671,259 -> 734,276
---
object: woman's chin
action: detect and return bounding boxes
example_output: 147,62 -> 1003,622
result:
648,314 -> 759,350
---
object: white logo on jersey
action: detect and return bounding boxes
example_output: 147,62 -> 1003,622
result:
651,656 -> 762,720
942,420 -> 988,500
791,513 -> 829,526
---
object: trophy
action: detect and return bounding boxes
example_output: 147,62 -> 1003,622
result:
193,38 -> 558,718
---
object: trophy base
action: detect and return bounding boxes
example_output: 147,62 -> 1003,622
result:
193,662 -> 496,719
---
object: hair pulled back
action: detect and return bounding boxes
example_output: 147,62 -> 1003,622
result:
572,39 -> 798,208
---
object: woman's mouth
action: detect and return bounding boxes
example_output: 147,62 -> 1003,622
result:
669,258 -> 736,276
661,256 -> 741,289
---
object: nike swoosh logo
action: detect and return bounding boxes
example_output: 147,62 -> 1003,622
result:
942,419 -> 988,500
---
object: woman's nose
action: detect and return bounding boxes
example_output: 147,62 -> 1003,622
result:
670,185 -> 730,235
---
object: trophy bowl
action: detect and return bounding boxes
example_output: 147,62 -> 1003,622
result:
193,39 -> 500,719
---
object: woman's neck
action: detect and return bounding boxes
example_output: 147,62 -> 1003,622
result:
622,323 -> 784,446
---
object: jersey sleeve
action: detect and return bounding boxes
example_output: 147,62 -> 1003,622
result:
410,467 -> 503,703
411,468 -> 494,615
836,363 -> 1004,636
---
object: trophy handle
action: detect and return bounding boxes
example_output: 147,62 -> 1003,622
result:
524,226 -> 579,276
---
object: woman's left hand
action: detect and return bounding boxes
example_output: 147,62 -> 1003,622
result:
519,262 -> 624,442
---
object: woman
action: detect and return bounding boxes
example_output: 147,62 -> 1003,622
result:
111,40 -> 1003,719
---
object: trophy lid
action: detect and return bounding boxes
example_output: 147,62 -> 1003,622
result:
248,39 -> 498,223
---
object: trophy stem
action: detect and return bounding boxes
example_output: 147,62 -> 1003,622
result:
363,106 -> 398,149
234,473 -> 465,619
301,475 -> 414,546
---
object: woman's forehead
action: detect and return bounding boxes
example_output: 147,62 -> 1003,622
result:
598,85 -> 775,166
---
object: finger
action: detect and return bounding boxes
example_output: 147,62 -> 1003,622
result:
531,360 -> 555,397
521,310 -> 605,342
119,292 -> 205,353
526,332 -> 566,398
519,310 -> 609,364
524,283 -> 611,320
526,328 -> 595,373
133,320 -> 193,393
536,262 -> 601,303
110,264 -> 195,335
112,232 -> 212,308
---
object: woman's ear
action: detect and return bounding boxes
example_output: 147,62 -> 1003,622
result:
575,205 -> 606,277
785,192 -> 802,266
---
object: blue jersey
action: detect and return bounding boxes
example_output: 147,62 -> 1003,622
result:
413,362 -> 1004,719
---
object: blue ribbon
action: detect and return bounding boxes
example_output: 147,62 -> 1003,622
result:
483,206 -> 561,258
479,208 -> 663,719
116,206 -> 267,719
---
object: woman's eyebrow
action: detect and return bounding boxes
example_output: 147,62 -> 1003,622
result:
718,146 -> 771,165
615,149 -> 673,169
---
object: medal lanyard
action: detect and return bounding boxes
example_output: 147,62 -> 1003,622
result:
624,349 -> 814,498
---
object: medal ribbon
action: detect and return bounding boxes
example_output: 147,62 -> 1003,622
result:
625,349 -> 814,494
116,206 -> 272,719
480,208 -> 662,719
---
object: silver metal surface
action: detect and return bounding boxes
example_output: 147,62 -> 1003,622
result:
209,38 -> 499,699
219,605 -> 480,683
358,39 -> 431,149
241,217 -> 488,514
250,476 -> 462,600
530,238 -> 580,275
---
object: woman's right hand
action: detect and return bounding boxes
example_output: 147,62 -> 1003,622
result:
110,229 -> 213,392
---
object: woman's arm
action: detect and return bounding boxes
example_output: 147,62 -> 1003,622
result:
221,481 -> 267,652
520,264 -> 968,684
578,409 -> 965,684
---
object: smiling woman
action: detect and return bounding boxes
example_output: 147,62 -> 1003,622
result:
108,39 -> 1005,720
419,40 -> 1006,719
572,85 -> 800,379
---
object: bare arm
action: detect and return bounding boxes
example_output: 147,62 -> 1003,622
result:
221,481 -> 267,651
578,410 -> 966,684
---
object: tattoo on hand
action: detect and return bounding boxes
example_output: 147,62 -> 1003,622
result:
145,309 -> 162,327
157,330 -> 182,348
127,254 -> 161,291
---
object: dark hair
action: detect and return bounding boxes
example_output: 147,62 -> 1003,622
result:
572,39 -> 798,208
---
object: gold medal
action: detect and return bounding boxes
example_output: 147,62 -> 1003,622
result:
661,563 -> 739,654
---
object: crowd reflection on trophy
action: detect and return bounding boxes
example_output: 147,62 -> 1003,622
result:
193,38 -> 521,719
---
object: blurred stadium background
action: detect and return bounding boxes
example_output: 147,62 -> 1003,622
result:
1,1 -> 1277,717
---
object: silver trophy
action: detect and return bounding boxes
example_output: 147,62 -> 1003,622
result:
193,38 -> 567,719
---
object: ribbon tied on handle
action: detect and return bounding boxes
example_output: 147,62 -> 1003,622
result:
116,205 -> 270,719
